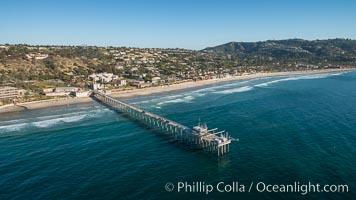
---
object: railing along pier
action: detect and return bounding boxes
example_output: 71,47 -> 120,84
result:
92,90 -> 237,156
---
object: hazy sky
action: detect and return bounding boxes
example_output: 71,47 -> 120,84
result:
1,0 -> 355,49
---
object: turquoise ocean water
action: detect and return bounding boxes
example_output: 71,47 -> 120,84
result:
0,71 -> 355,199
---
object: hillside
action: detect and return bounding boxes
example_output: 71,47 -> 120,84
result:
203,39 -> 356,63
1,39 -> 356,93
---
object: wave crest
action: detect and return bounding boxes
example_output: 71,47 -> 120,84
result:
214,86 -> 253,94
0,109 -> 111,133
32,115 -> 86,128
157,95 -> 194,105
255,72 -> 343,87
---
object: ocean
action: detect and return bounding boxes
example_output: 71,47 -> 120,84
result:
0,71 -> 355,199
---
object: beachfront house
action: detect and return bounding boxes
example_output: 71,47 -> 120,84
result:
151,77 -> 161,84
114,78 -> 127,87
129,80 -> 151,88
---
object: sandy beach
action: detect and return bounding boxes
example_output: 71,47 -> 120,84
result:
0,68 -> 353,114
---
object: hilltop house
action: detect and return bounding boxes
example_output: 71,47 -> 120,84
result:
26,53 -> 48,60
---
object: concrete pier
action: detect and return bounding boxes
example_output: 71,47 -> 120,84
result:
92,91 -> 236,156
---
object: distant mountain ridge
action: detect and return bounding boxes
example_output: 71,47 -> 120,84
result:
203,39 -> 356,60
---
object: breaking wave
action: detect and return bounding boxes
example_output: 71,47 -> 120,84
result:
32,115 -> 86,128
0,123 -> 28,132
0,108 -> 112,134
132,80 -> 257,107
122,72 -> 348,108
255,72 -> 344,87
214,86 -> 253,94
157,95 -> 194,105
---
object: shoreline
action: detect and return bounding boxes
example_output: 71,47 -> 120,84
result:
0,68 -> 354,114
109,68 -> 354,99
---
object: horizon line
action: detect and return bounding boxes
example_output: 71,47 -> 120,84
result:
1,37 -> 355,51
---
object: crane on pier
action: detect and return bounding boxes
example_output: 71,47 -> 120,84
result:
91,90 -> 238,156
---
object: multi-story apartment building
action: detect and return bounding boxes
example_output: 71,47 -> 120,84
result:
0,86 -> 19,100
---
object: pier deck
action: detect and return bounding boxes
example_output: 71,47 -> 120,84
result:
92,90 -> 236,156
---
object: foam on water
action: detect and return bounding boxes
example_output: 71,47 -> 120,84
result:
255,72 -> 343,87
131,72 -> 348,108
0,108 -> 113,134
157,95 -> 194,105
0,118 -> 28,126
131,80 -> 254,106
32,115 -> 87,128
1,70 -> 356,199
0,123 -> 28,132
214,86 -> 254,94
191,80 -> 251,93
35,108 -> 108,121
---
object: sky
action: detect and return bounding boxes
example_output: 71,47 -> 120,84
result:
1,0 -> 355,49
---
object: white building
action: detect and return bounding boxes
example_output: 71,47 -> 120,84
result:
115,79 -> 127,87
88,73 -> 119,83
55,87 -> 79,93
89,72 -> 126,89
74,91 -> 90,97
91,83 -> 102,90
26,53 -> 48,60
151,77 -> 161,84
0,86 -> 19,99
115,65 -> 125,70
44,87 -> 79,96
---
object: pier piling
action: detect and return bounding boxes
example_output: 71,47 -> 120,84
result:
92,91 -> 236,156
